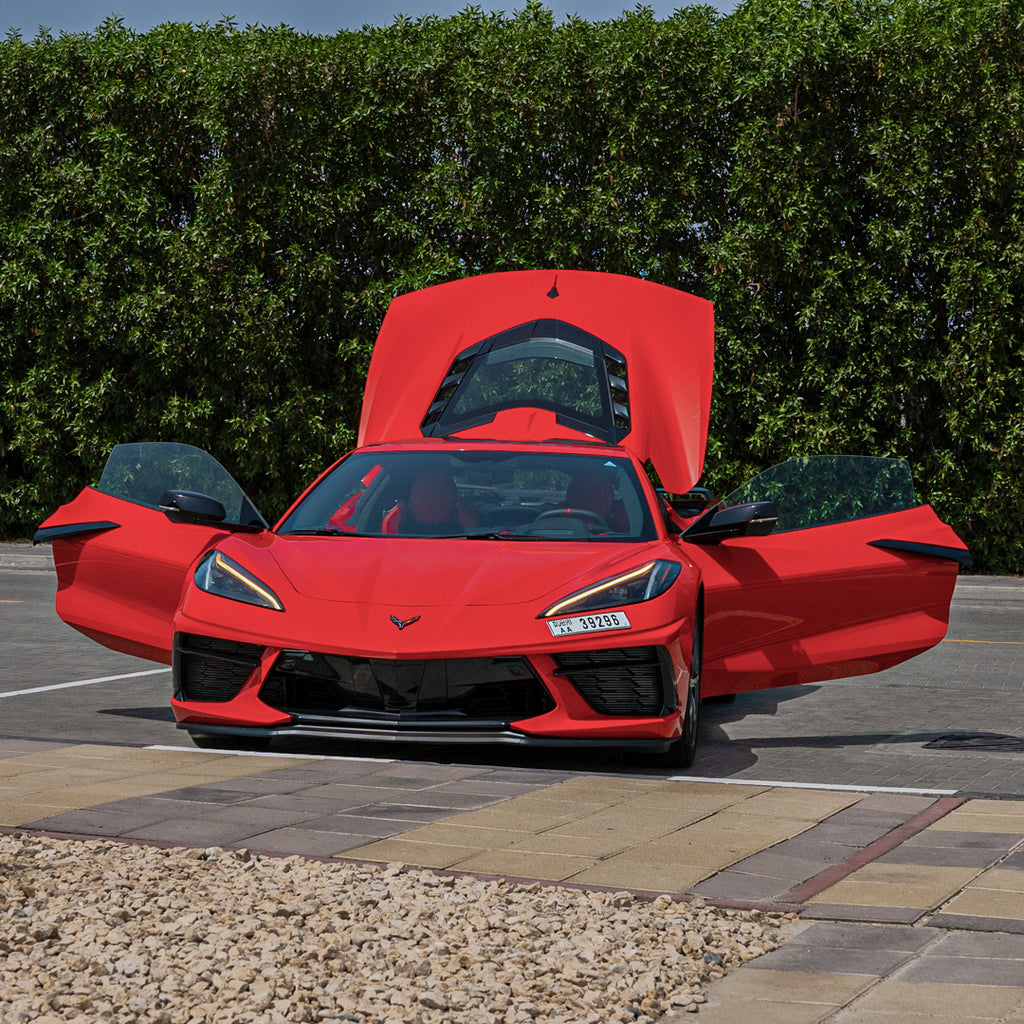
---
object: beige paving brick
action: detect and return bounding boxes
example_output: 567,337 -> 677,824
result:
853,981 -> 1024,1018
392,823 -> 526,848
971,867 -> 1024,894
836,1013 -> 1002,1023
543,813 -> 679,843
638,830 -> 769,865
553,775 -> 664,795
0,759 -> 58,778
445,803 -> 584,831
809,863 -> 980,909
0,797 -> 82,826
689,810 -> 818,840
730,788 -> 862,820
449,848 -> 597,881
566,858 -> 715,892
591,838 -> 737,870
929,801 -> 1024,834
710,968 -> 873,1005
660,780 -> 768,800
670,999 -> 835,1024
941,886 -> 1024,921
494,786 -> 619,808
504,830 -> 636,858
340,838 -> 483,869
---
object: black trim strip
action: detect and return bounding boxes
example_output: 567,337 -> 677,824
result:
33,521 -> 121,545
868,538 -> 973,567
177,722 -> 677,752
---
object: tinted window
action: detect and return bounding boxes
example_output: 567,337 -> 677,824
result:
278,450 -> 655,541
423,320 -> 629,442
724,456 -> 920,533
97,442 -> 266,527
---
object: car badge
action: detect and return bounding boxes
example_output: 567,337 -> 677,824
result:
390,614 -> 421,630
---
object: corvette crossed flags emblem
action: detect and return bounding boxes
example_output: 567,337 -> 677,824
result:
390,614 -> 421,630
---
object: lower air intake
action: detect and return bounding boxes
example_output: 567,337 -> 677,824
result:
260,652 -> 554,726
174,633 -> 263,703
553,646 -> 673,716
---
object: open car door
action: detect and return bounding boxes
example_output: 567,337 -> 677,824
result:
685,457 -> 970,696
35,443 -> 266,664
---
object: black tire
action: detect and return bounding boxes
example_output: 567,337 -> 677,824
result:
660,609 -> 703,770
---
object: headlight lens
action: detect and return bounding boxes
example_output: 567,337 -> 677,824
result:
540,559 -> 681,618
194,551 -> 284,611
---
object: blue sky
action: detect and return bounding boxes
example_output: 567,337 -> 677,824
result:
3,1 -> 737,37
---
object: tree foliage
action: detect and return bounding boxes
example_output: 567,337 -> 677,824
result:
2,0 -> 1021,572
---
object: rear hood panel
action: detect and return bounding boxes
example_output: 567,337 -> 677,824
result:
357,271 -> 714,494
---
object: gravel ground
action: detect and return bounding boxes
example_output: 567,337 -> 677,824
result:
0,833 -> 795,1024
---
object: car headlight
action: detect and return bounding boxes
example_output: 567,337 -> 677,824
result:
540,559 -> 681,618
194,551 -> 285,611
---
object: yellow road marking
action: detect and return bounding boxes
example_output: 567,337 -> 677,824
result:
944,638 -> 1024,646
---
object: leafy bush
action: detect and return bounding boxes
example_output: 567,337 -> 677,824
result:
2,0 -> 1021,572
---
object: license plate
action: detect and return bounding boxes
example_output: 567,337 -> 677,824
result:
546,611 -> 632,637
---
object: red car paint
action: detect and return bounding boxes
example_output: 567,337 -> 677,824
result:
37,272 -> 968,766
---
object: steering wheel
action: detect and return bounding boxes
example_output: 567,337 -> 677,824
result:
532,508 -> 610,531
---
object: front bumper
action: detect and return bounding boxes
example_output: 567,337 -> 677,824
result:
171,631 -> 686,745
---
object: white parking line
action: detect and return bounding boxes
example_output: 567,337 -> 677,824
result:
668,775 -> 957,796
0,668 -> 170,699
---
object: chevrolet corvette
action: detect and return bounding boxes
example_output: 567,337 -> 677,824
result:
36,271 -> 970,767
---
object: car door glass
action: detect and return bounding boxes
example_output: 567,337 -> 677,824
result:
723,456 -> 920,533
96,442 -> 267,527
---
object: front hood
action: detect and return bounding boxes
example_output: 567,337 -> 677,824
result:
265,535 -> 654,609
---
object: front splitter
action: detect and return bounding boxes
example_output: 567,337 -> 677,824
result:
176,721 -> 675,752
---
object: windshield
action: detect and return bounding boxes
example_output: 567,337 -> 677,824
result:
278,450 -> 656,541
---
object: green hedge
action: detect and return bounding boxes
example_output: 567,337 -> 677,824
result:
2,0 -> 1022,572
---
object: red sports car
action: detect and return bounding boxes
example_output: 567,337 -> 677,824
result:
36,271 -> 969,767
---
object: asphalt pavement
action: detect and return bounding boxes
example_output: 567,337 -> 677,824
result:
2,543 -> 1024,1022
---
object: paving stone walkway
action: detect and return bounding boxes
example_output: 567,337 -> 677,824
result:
2,737 -> 1024,1022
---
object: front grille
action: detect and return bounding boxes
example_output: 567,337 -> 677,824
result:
260,652 -> 555,727
174,633 -> 263,703
553,646 -> 674,716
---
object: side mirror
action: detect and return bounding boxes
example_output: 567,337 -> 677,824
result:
662,486 -> 717,518
159,490 -> 228,526
682,500 -> 779,545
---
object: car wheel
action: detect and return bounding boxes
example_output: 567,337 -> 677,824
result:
660,611 -> 703,770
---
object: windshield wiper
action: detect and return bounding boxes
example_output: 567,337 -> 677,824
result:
453,529 -> 543,541
278,527 -> 345,536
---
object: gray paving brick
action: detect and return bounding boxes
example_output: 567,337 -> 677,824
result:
24,805 -> 175,836
725,849 -> 827,882
154,786 -> 258,804
899,830 -> 1019,850
297,813 -> 427,838
345,802 -> 453,821
896,954 -> 1024,985
748,944 -> 919,976
799,904 -> 925,925
690,871 -> 793,901
877,845 -> 1007,868
929,931 -> 1024,959
243,828 -> 377,857
781,922 -> 935,952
